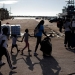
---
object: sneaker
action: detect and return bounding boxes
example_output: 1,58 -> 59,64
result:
34,52 -> 38,56
11,66 -> 17,70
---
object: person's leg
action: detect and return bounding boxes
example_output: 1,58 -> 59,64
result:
72,27 -> 74,35
67,31 -> 71,48
64,32 -> 68,47
4,48 -> 12,68
15,44 -> 20,52
0,54 -> 5,66
0,48 -> 3,61
21,41 -> 27,55
34,37 -> 41,55
27,42 -> 31,52
59,26 -> 62,32
73,27 -> 75,34
4,48 -> 16,69
0,47 -> 5,66
11,45 -> 14,53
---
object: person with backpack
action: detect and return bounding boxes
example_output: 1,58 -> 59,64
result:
34,20 -> 47,56
0,27 -> 16,70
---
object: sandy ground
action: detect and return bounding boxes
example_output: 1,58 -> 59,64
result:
0,19 -> 75,75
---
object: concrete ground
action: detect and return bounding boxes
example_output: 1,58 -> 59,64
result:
0,20 -> 75,75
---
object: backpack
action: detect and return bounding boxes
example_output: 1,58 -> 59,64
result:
34,26 -> 39,37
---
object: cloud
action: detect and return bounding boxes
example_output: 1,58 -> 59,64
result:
0,0 -> 18,4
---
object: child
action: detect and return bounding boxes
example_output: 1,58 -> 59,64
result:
11,34 -> 20,53
21,29 -> 32,55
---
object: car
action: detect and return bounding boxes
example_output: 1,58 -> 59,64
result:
49,17 -> 57,23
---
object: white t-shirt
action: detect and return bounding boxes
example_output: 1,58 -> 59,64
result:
0,34 -> 8,48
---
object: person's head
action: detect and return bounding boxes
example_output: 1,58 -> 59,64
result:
38,20 -> 44,28
39,20 -> 44,25
25,29 -> 28,33
2,27 -> 8,35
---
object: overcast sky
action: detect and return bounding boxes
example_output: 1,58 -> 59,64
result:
0,0 -> 68,16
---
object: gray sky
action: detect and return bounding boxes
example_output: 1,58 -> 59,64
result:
0,0 -> 68,16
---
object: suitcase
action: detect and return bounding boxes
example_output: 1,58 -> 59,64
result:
40,37 -> 52,56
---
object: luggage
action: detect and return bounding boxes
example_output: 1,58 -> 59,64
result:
40,36 -> 52,56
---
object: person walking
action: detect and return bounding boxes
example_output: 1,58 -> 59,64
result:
0,20 -> 4,66
34,20 -> 47,56
0,27 -> 16,70
0,32 -> 5,66
21,29 -> 32,55
63,19 -> 71,48
11,34 -> 20,53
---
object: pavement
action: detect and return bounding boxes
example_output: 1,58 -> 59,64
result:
0,20 -> 75,75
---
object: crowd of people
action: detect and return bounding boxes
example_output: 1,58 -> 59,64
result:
0,20 -> 47,70
1,18 -> 75,70
57,18 -> 75,49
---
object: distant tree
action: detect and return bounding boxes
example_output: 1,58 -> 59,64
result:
0,8 -> 9,20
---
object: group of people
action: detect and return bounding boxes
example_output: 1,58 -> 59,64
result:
0,20 -> 47,70
58,18 -> 75,49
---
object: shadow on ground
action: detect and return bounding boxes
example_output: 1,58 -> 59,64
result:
10,51 -> 61,75
35,56 -> 61,75
22,55 -> 61,75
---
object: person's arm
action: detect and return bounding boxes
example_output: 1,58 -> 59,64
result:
17,39 -> 21,42
41,25 -> 47,36
28,34 -> 34,37
21,34 -> 25,42
42,30 -> 47,36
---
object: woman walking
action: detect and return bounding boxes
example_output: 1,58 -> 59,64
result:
34,20 -> 47,56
